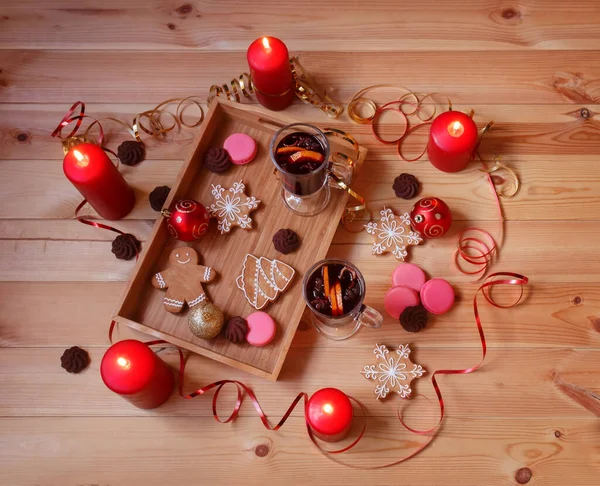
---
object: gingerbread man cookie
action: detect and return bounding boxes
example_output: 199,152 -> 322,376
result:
152,247 -> 217,313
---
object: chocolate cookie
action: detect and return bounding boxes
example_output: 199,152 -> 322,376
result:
117,140 -> 145,166
112,233 -> 140,261
149,185 -> 171,211
272,229 -> 300,254
204,147 -> 232,173
61,346 -> 90,373
225,316 -> 248,344
399,305 -> 428,333
393,173 -> 420,199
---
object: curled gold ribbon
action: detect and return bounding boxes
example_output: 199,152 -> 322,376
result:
290,57 -> 343,119
322,128 -> 368,231
479,156 -> 520,198
52,98 -> 206,151
207,58 -> 344,119
208,73 -> 254,104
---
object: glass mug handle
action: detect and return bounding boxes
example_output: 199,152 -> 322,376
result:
355,305 -> 383,329
327,151 -> 354,188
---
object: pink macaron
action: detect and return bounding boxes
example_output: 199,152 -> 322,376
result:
392,263 -> 427,293
420,278 -> 455,315
246,311 -> 276,346
384,285 -> 420,320
224,133 -> 257,165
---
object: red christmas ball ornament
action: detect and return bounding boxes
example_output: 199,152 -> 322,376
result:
162,199 -> 210,242
410,197 -> 452,239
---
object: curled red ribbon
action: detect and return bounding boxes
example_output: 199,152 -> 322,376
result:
399,272 -> 529,435
106,271 -> 527,466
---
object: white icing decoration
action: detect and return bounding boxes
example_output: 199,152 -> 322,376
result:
164,298 -> 184,308
188,294 -> 206,307
204,267 -> 212,281
208,180 -> 261,234
361,343 -> 426,400
155,273 -> 166,289
236,254 -> 295,310
364,207 -> 422,261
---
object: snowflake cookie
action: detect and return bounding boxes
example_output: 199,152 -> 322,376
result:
365,207 -> 422,261
209,180 -> 261,234
361,343 -> 426,400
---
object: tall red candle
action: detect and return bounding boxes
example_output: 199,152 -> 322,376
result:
306,388 -> 353,442
101,340 -> 174,409
426,111 -> 478,173
63,143 -> 135,220
247,36 -> 295,111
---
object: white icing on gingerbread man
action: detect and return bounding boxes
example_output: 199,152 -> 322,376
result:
152,247 -> 216,313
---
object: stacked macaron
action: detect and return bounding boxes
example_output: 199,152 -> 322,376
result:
384,263 -> 455,332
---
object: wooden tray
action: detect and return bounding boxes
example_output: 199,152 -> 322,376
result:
112,98 -> 367,380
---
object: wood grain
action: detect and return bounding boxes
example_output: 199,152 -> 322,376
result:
3,221 -> 600,282
1,281 -> 599,349
2,51 -> 600,104
2,0 -> 600,482
1,1 -> 600,52
0,417 -> 597,486
5,154 -> 600,222
3,103 -> 599,161
0,347 -> 598,418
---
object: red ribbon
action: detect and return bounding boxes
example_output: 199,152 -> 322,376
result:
399,272 -> 529,435
51,100 -> 105,146
105,272 -> 527,466
53,103 -> 139,259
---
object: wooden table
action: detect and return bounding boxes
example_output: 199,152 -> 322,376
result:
1,1 -> 599,484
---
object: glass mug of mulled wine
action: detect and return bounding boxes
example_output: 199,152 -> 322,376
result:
270,123 -> 353,216
302,259 -> 383,340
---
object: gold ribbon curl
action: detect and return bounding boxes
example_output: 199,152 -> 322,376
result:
208,58 -> 343,119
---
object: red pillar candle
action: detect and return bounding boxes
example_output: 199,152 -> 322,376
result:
306,388 -> 353,442
100,340 -> 174,409
247,36 -> 295,111
426,111 -> 478,173
63,142 -> 136,220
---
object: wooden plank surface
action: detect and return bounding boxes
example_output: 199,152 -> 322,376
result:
1,0 -> 600,52
2,51 -> 600,104
1,0 -> 599,484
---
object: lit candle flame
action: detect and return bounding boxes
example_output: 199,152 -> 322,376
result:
117,357 -> 131,370
72,149 -> 89,167
262,37 -> 271,51
448,121 -> 464,137
323,403 -> 334,414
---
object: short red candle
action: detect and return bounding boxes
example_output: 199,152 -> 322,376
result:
247,36 -> 295,111
100,340 -> 174,409
426,111 -> 478,173
63,143 -> 135,220
306,388 -> 353,442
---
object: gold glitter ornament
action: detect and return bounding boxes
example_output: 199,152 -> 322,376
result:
188,301 -> 224,339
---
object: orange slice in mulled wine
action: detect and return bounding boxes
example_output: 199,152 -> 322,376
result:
289,150 -> 324,164
322,265 -> 331,297
276,146 -> 301,155
334,281 -> 344,316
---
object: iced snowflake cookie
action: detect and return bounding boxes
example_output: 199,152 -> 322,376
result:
361,343 -> 426,400
208,180 -> 261,234
365,207 -> 423,261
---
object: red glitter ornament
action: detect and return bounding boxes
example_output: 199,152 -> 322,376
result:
410,197 -> 452,239
162,199 -> 210,242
